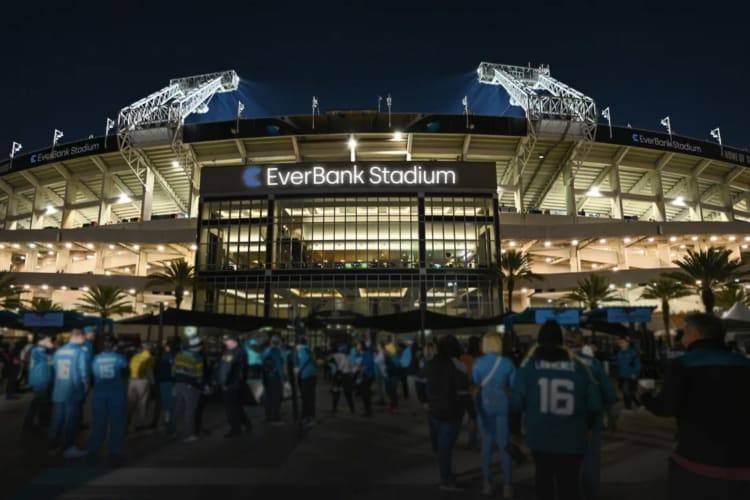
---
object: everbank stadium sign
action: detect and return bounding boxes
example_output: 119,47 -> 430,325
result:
630,133 -> 702,154
201,162 -> 497,197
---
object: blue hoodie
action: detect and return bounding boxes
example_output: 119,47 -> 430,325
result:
28,345 -> 52,390
472,353 -> 516,417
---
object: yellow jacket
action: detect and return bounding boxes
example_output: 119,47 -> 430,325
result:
130,350 -> 154,380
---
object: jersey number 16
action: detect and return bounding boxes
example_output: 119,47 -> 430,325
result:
538,377 -> 575,416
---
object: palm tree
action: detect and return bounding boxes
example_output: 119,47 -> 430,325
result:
26,297 -> 62,313
76,284 -> 133,318
640,277 -> 692,347
564,274 -> 620,311
498,250 -> 542,313
669,247 -> 750,314
0,271 -> 21,309
714,286 -> 749,311
147,260 -> 200,337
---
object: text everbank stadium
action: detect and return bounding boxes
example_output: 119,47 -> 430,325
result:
2,64 -> 749,339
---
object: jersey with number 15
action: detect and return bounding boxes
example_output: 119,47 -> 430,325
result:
92,352 -> 129,394
511,352 -> 602,454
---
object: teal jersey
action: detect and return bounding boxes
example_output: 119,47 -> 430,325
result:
91,352 -> 129,395
51,343 -> 90,403
511,353 -> 602,454
575,352 -> 617,430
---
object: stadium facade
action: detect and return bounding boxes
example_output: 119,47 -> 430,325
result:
1,65 -> 749,331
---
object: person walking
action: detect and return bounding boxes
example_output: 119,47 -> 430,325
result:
422,335 -> 475,491
511,321 -> 602,500
355,340 -> 375,417
49,329 -> 90,458
4,341 -> 23,400
295,337 -> 318,427
154,338 -> 178,429
575,337 -> 618,500
640,313 -> 750,500
262,336 -> 286,425
472,333 -> 516,499
23,333 -> 54,430
462,335 -> 482,450
88,338 -> 129,465
330,344 -> 355,415
218,334 -> 250,437
170,336 -> 204,442
615,336 -> 641,412
128,342 -> 155,431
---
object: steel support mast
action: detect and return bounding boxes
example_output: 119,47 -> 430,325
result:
117,70 -> 239,216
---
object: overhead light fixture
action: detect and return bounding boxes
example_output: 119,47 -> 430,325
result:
710,235 -> 718,242
672,196 -> 687,207
624,237 -> 631,243
392,131 -> 403,141
347,136 -> 358,150
171,160 -> 179,168
128,288 -> 136,294
545,257 -> 552,263
538,154 -> 544,159
509,241 -> 516,247
648,237 -> 655,242
691,236 -> 698,241
117,193 -> 131,204
190,244 -> 198,251
64,242 -> 72,249
108,244 -> 115,250
669,236 -> 677,242
544,241 -> 551,247
28,243 -> 36,248
728,235 -> 736,242
45,206 -> 57,215
157,245 -> 165,251
599,238 -> 606,244
571,239 -> 579,246
133,244 -> 140,250
586,186 -> 602,197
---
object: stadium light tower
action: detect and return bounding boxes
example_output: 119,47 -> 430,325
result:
660,116 -> 672,139
601,107 -> 612,139
312,96 -> 319,129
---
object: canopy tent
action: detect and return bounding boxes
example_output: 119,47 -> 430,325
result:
117,308 -> 288,331
345,310 -> 502,333
0,310 -> 112,335
503,307 -> 583,333
722,302 -> 750,322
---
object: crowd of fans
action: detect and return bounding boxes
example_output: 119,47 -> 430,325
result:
3,311 -> 749,499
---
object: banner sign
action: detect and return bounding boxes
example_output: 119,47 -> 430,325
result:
597,126 -> 750,167
23,312 -> 64,328
0,136 -> 119,173
201,161 -> 498,197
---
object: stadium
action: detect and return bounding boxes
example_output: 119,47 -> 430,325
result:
1,63 -> 749,336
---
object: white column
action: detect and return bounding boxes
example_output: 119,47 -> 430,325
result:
141,169 -> 155,222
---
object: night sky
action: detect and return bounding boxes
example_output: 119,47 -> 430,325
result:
2,0 -> 749,153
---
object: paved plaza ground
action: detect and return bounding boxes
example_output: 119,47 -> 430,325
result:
1,386 -> 674,500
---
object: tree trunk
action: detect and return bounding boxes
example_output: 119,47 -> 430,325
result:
701,287 -> 714,315
662,300 -> 671,348
174,292 -> 183,338
506,277 -> 514,314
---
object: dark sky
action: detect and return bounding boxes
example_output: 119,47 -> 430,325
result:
2,0 -> 749,153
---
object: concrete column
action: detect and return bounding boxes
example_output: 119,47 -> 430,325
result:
562,162 -> 576,216
188,161 -> 201,219
141,168 -> 155,222
25,250 -> 38,272
0,203 -> 6,230
4,195 -> 18,230
98,173 -> 114,225
656,244 -> 672,267
609,164 -> 624,219
30,188 -> 46,229
136,250 -> 149,276
61,181 -> 77,229
55,248 -> 71,273
616,243 -> 629,270
651,171 -> 667,222
686,175 -> 703,221
513,160 -> 524,214
569,246 -> 581,272
94,246 -> 106,274
0,250 -> 12,270
719,184 -> 735,222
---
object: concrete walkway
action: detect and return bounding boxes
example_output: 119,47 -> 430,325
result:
3,385 -> 673,499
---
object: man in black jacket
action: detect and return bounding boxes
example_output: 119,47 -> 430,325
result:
640,312 -> 750,499
218,335 -> 250,438
422,335 -> 475,491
